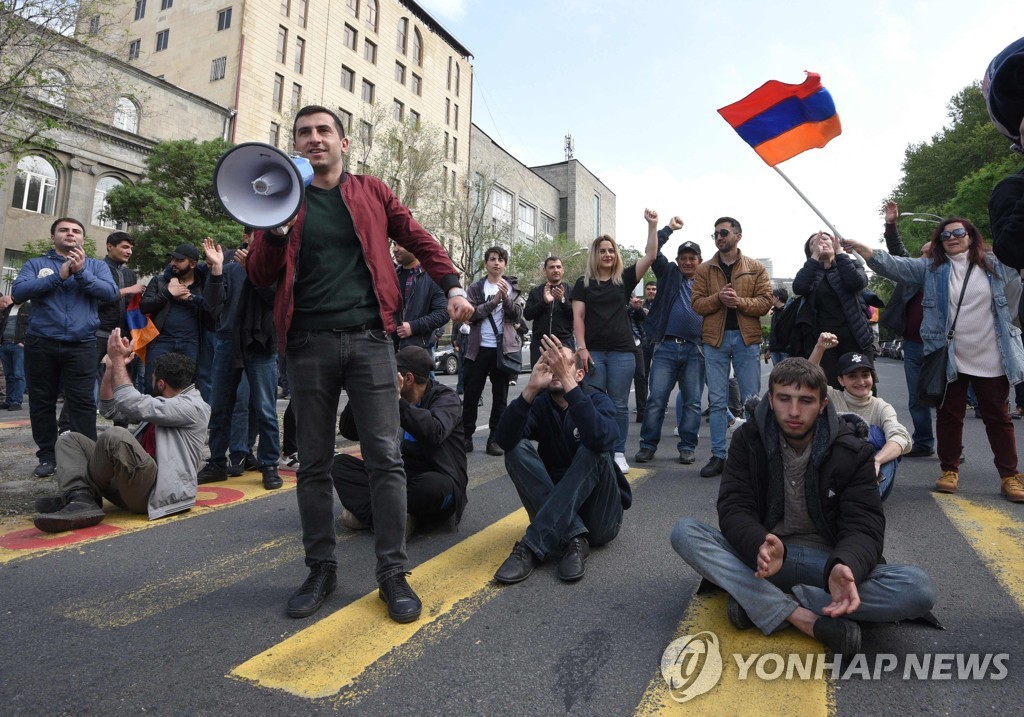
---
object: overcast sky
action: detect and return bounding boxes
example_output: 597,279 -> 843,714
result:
418,0 -> 1022,278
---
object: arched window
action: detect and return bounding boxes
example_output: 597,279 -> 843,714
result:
113,97 -> 140,133
396,17 -> 407,54
364,0 -> 377,31
34,69 -> 68,108
11,155 -> 58,214
93,176 -> 126,229
412,28 -> 422,66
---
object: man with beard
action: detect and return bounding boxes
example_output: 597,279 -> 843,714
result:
12,218 -> 117,477
491,337 -> 632,584
523,255 -> 575,367
392,243 -> 449,353
140,243 -> 216,398
670,358 -> 936,655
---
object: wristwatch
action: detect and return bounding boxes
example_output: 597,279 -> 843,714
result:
447,288 -> 466,299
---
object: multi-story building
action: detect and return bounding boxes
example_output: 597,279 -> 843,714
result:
757,257 -> 774,280
93,0 -> 472,194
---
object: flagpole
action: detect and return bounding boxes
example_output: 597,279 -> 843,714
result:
771,165 -> 844,240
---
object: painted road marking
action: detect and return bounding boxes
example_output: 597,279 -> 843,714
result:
933,494 -> 1024,612
633,591 -> 831,717
229,468 -> 651,702
0,470 -> 296,564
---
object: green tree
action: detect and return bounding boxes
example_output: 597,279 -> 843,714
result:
103,139 -> 241,275
507,233 -> 585,290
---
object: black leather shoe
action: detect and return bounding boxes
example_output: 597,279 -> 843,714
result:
261,466 -> 283,490
679,450 -> 696,465
557,536 -> 590,582
699,456 -> 724,477
634,448 -> 655,463
485,433 -> 504,457
813,616 -> 861,655
906,445 -> 935,458
228,452 -> 259,476
494,541 -> 539,584
287,563 -> 337,618
378,572 -> 422,623
33,490 -> 105,533
197,463 -> 228,484
726,595 -> 754,630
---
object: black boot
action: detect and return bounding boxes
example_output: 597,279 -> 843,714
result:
485,432 -> 504,457
33,489 -> 105,533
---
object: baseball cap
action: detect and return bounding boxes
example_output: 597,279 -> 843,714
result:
837,351 -> 874,376
168,243 -> 199,261
396,346 -> 434,379
677,241 -> 702,257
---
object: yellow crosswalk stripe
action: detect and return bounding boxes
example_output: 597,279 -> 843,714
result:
933,494 -> 1024,612
230,467 -> 651,701
633,592 -> 832,717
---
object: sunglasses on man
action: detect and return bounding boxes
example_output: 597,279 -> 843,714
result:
939,228 -> 968,241
712,229 -> 735,239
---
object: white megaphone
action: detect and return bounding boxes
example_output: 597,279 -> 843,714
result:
213,142 -> 315,230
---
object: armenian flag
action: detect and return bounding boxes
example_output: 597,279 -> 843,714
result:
718,72 -> 841,166
125,293 -> 159,364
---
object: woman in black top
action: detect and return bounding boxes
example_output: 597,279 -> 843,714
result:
573,209 -> 660,473
792,231 -> 872,387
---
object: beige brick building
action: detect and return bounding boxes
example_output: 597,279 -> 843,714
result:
94,0 -> 473,190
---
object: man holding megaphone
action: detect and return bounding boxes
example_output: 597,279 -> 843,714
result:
246,105 -> 473,624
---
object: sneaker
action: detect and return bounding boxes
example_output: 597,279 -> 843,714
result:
378,572 -> 422,623
286,563 -> 337,618
906,445 -> 935,458
228,452 -> 258,476
32,462 -> 55,478
812,616 -> 862,655
727,417 -> 746,437
279,453 -> 300,470
261,465 -> 283,490
557,536 -> 590,582
196,463 -> 228,484
494,541 -> 539,584
678,450 -> 695,465
339,507 -> 368,531
1013,407 -> 1024,420
34,495 -> 67,513
726,595 -> 754,630
699,456 -> 724,478
614,452 -> 630,474
33,489 -> 105,533
634,447 -> 655,463
485,433 -> 504,457
7,403 -> 22,411
1000,474 -> 1024,503
935,470 -> 958,494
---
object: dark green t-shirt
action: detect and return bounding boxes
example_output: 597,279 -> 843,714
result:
291,184 -> 377,330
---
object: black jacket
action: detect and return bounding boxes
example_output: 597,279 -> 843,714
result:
140,264 -> 216,335
339,379 -> 468,521
792,254 -> 873,352
0,301 -> 31,344
495,384 -> 632,509
395,265 -> 449,350
97,256 -> 138,335
877,224 -> 921,337
523,281 -> 574,342
991,168 -> 1024,272
717,394 -> 884,586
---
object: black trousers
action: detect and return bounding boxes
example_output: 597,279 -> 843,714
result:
332,453 -> 457,527
462,346 -> 511,438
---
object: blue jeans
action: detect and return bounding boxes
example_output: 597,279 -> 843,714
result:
671,519 -> 936,634
586,350 -> 636,453
287,328 -> 407,582
207,337 -> 280,469
639,339 -> 704,453
229,371 -> 256,460
0,342 -> 25,405
25,336 -> 97,463
771,351 -> 788,365
704,331 -> 762,459
505,440 -> 623,560
901,340 -> 934,451
878,459 -> 898,502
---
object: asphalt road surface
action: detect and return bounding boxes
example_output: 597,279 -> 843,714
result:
1,358 -> 1021,716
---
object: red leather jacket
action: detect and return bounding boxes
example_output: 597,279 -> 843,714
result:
247,173 -> 460,353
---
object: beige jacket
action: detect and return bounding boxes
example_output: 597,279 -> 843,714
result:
692,250 -> 773,347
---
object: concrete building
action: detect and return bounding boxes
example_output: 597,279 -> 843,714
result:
757,257 -> 774,280
92,0 -> 473,199
530,160 -> 616,246
1,35 -> 231,292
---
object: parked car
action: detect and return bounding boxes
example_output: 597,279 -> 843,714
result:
433,335 -> 533,375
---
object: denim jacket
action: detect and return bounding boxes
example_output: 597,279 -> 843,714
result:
868,250 -> 1024,385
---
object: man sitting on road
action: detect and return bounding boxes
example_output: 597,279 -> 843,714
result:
33,329 -> 210,533
670,358 -> 936,654
332,346 -> 468,533
492,336 -> 632,584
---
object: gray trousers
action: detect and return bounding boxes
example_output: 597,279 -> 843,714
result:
55,428 -> 157,514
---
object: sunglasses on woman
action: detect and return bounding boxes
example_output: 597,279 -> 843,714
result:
939,228 -> 968,241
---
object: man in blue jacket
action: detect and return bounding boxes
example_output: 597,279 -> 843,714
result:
12,218 -> 117,477
493,336 -> 632,584
392,243 -> 449,353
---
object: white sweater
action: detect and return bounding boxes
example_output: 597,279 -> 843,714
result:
826,387 -> 911,454
949,252 -> 1002,378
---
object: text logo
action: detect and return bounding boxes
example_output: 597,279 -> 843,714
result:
660,631 -> 724,703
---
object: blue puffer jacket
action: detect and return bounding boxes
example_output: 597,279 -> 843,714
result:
12,250 -> 117,342
868,250 -> 1024,385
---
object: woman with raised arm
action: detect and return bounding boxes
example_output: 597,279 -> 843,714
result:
844,218 -> 1024,502
573,210 -> 660,474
